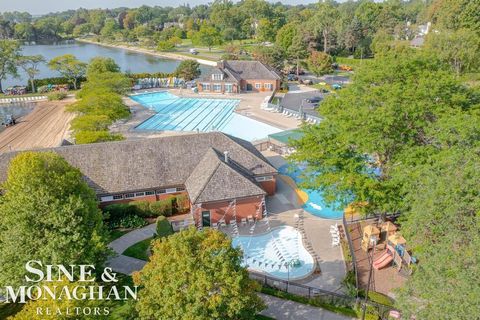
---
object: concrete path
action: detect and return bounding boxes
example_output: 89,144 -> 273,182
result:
107,223 -> 155,275
259,294 -> 355,320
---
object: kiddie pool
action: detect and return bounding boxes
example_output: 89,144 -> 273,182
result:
232,226 -> 315,280
279,163 -> 343,220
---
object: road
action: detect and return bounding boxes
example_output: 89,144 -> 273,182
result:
0,98 -> 75,153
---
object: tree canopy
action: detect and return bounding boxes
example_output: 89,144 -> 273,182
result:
48,54 -> 87,90
133,228 -> 264,320
0,152 -> 108,289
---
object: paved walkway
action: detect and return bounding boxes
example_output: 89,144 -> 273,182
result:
107,223 -> 155,275
259,294 -> 355,320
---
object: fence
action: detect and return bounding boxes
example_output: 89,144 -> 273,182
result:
343,214 -> 359,297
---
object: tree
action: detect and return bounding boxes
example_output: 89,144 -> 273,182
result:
307,51 -> 333,76
48,54 -> 87,90
133,228 -> 264,320
17,55 -> 46,93
157,40 -> 175,52
308,0 -> 339,53
192,24 -> 223,51
175,60 -> 201,81
87,57 -> 121,78
0,40 -> 21,93
0,152 -> 108,289
155,216 -> 173,238
275,23 -> 297,51
100,18 -> 119,40
424,29 -> 480,76
290,50 -> 478,214
287,34 -> 308,76
252,45 -> 285,70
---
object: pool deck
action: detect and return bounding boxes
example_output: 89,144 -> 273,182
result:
222,151 -> 347,293
112,90 -> 301,140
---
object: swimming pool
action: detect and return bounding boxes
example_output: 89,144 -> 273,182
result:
131,92 -> 282,141
232,226 -> 315,280
279,164 -> 343,219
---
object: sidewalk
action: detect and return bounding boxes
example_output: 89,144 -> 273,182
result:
259,294 -> 355,320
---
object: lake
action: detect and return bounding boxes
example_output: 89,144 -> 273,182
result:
3,41 -> 211,89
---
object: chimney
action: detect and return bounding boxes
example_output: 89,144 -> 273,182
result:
224,151 -> 229,163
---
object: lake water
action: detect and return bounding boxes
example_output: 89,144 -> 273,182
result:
3,41 -> 211,89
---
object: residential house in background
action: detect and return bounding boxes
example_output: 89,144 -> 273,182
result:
197,60 -> 281,94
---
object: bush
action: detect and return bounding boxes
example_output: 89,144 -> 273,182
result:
47,92 -> 68,101
156,216 -> 173,238
149,198 -> 173,217
129,201 -> 151,217
74,130 -> 124,144
109,215 -> 147,229
104,203 -> 138,220
175,194 -> 190,214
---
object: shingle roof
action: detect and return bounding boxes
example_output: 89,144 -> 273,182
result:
0,132 -> 277,200
198,60 -> 281,82
185,148 -> 266,204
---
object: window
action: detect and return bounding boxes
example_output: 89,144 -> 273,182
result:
166,188 -> 177,194
264,83 -> 273,90
225,84 -> 233,93
213,84 -> 222,92
100,196 -> 113,202
212,73 -> 223,81
113,195 -> 123,200
125,193 -> 135,199
256,176 -> 274,182
156,189 -> 166,194
255,83 -> 262,89
135,192 -> 145,197
176,187 -> 185,191
145,191 -> 155,196
202,83 -> 211,91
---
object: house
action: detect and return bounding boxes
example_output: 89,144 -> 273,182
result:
0,132 -> 278,227
197,60 -> 281,94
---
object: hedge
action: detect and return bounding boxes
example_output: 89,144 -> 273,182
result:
103,196 -> 185,220
150,198 -> 173,217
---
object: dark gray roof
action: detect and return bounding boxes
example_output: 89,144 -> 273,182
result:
185,148 -> 266,204
198,60 -> 281,82
280,91 -> 323,118
0,132 -> 277,199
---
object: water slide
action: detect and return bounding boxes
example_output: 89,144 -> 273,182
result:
373,250 -> 394,270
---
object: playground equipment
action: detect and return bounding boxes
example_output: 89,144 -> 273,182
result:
373,244 -> 395,270
361,224 -> 380,252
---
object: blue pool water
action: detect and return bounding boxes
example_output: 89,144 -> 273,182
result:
131,92 -> 282,141
279,164 -> 343,220
232,226 -> 315,280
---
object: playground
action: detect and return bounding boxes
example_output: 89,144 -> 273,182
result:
347,218 -> 414,297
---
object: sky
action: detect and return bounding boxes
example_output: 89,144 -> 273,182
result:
0,0 -> 318,15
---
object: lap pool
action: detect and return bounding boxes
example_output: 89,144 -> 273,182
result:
131,91 -> 282,141
232,226 -> 315,280
279,164 -> 343,220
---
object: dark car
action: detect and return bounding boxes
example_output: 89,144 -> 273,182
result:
306,97 -> 322,104
287,74 -> 298,81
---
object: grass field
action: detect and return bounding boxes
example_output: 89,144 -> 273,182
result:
122,237 -> 153,261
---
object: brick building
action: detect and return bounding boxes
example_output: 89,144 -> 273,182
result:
0,132 -> 277,227
197,60 -> 281,94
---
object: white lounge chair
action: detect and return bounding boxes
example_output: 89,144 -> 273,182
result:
212,222 -> 218,229
241,218 -> 247,226
247,215 -> 254,224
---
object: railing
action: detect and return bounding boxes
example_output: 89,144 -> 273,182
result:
343,214 -> 359,298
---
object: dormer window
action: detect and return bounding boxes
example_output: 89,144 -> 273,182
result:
212,73 -> 223,81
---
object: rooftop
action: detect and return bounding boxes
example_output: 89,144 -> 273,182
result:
0,132 -> 277,202
199,60 -> 281,82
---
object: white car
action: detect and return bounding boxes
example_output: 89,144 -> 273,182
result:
189,48 -> 199,55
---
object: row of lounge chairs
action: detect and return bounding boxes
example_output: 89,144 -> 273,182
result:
0,95 -> 47,104
260,103 -> 320,124
134,77 -> 185,90
211,215 -> 255,229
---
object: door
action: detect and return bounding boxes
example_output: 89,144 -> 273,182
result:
201,211 -> 211,227
246,83 -> 253,91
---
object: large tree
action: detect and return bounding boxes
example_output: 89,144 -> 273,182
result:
48,54 -> 87,90
0,40 -> 21,93
192,24 -> 223,51
307,51 -> 333,76
175,60 -> 201,81
0,152 -> 108,289
133,228 -> 264,320
86,56 -> 121,78
17,54 -> 46,93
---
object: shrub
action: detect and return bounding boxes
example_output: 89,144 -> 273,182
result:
149,198 -> 173,217
74,130 -> 124,144
174,194 -> 190,214
129,201 -> 152,217
47,92 -> 68,101
156,216 -> 173,238
104,203 -> 137,220
109,215 -> 147,229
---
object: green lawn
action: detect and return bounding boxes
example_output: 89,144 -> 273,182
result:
108,229 -> 129,242
335,56 -> 373,69
122,237 -> 153,261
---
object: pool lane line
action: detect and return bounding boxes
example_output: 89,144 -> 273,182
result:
199,100 -> 238,132
170,99 -> 216,131
193,99 -> 238,132
177,99 -> 218,131
150,98 -> 204,131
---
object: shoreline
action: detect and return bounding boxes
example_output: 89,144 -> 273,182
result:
75,38 -> 218,67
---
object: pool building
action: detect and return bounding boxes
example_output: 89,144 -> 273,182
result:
0,132 -> 278,227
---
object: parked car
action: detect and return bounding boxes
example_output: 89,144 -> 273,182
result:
287,74 -> 298,81
306,97 -> 322,104
189,48 -> 199,55
2,114 -> 16,127
332,83 -> 343,90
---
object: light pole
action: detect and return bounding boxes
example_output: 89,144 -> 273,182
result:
361,236 -> 377,320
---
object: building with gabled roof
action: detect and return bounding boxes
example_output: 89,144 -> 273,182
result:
197,60 -> 282,94
0,132 -> 277,227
